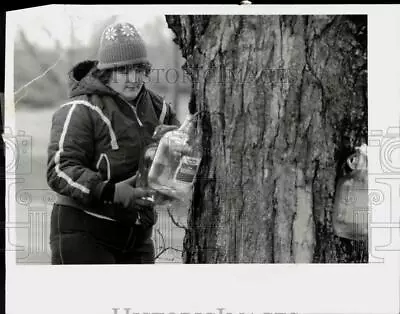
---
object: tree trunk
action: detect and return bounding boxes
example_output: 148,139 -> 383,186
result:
166,15 -> 367,263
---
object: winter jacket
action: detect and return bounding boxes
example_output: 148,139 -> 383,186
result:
46,60 -> 180,221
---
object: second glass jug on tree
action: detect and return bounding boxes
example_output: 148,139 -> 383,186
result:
332,143 -> 368,241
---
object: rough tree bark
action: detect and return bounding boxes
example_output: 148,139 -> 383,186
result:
166,15 -> 367,263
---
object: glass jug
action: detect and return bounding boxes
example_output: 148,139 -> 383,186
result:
145,114 -> 202,205
332,144 -> 368,241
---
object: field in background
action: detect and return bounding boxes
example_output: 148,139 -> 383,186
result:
12,93 -> 190,264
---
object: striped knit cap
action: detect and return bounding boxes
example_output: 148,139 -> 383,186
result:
97,22 -> 148,70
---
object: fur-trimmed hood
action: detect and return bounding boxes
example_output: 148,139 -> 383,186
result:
67,60 -> 115,98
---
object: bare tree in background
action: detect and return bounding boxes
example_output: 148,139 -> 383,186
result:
14,15 -> 118,108
166,15 -> 368,263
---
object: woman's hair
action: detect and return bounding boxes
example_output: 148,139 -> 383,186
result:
92,61 -> 152,85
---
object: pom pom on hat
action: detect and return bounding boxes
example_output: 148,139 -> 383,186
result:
97,22 -> 149,70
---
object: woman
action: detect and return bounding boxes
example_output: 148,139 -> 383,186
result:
47,22 -> 180,264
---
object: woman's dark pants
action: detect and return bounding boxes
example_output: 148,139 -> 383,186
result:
49,204 -> 155,264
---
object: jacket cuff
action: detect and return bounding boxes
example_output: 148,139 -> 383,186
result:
92,181 -> 115,204
101,181 -> 115,203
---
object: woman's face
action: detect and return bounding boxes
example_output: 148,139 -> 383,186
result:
108,66 -> 146,101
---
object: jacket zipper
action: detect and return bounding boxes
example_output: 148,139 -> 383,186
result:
118,95 -> 143,127
130,105 -> 143,127
117,94 -> 145,170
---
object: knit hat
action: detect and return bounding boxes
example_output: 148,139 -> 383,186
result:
97,22 -> 148,70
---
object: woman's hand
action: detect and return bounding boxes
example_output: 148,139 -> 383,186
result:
113,181 -> 155,209
113,177 -> 156,228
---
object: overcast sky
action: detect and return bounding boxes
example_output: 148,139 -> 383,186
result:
9,5 -> 173,49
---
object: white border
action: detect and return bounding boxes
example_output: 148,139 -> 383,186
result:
6,4 -> 400,314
